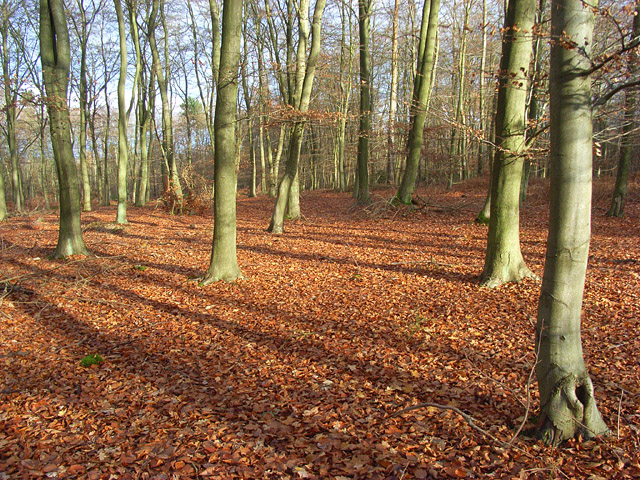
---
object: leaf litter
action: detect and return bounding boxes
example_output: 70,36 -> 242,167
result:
0,177 -> 639,479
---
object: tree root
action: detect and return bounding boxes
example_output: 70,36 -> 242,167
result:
480,262 -> 539,288
537,373 -> 609,446
390,402 -> 510,447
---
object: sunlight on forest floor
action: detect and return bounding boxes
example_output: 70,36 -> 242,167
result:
1,177 -> 639,479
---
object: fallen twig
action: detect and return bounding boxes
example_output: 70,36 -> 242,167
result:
390,401 -> 510,447
390,258 -> 483,269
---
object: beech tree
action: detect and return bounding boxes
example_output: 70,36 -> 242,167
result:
201,0 -> 243,284
268,0 -> 327,233
480,0 -> 536,287
395,0 -> 440,204
40,0 -> 89,257
1,0 -> 26,213
606,1 -> 639,217
0,164 -> 5,221
148,0 -> 182,201
114,0 -> 129,224
69,0 -> 103,212
535,0 -> 608,446
355,0 -> 372,204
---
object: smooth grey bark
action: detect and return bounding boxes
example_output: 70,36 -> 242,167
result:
201,0 -> 243,284
1,1 -> 23,212
99,30 -> 112,206
148,0 -> 181,200
521,0 -> 547,205
477,0 -> 488,176
40,0 -> 89,257
475,153 -> 493,225
607,2 -> 639,217
335,0 -> 353,192
241,13 -> 256,197
356,0 -> 372,204
268,125 -> 285,197
396,0 -> 440,204
0,164 -> 6,220
449,0 -> 470,185
268,0 -> 327,233
480,0 -> 536,287
114,0 -> 129,224
187,0 -> 220,178
535,0 -> 608,446
70,0 -> 100,212
386,0 -> 399,185
135,63 -> 155,207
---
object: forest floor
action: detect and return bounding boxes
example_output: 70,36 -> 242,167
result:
1,176 -> 639,479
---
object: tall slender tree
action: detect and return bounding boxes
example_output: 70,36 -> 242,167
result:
114,0 -> 129,224
0,156 -> 6,220
1,0 -> 25,212
135,54 -> 155,206
40,0 -> 89,257
355,0 -> 372,204
268,0 -> 327,233
476,0 -> 488,177
201,0 -> 243,284
606,1 -> 639,217
386,0 -> 400,186
480,0 -> 536,287
395,0 -> 440,204
70,0 -> 103,212
148,0 -> 182,201
334,0 -> 354,192
535,0 -> 608,446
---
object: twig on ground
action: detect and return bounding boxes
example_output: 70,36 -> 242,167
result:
390,401 -> 509,447
618,389 -> 624,440
60,296 -> 131,308
463,352 -> 528,410
0,257 -> 93,285
509,316 -> 543,444
390,258 -> 483,268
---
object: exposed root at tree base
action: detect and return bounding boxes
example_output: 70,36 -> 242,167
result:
480,265 -> 539,288
536,373 -> 609,446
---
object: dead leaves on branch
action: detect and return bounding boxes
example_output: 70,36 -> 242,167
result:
0,178 -> 639,479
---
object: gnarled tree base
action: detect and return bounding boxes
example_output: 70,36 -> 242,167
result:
200,267 -> 244,285
606,194 -> 625,218
480,261 -> 536,288
267,220 -> 284,234
52,241 -> 90,259
474,209 -> 489,225
536,372 -> 609,447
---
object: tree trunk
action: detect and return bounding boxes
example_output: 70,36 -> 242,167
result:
396,0 -> 440,204
356,0 -> 372,204
101,45 -> 111,207
480,0 -> 536,287
535,0 -> 608,447
72,0 -> 92,212
40,0 -> 89,257
148,0 -> 182,203
136,62 -> 155,206
1,8 -> 22,213
477,0 -> 488,176
201,0 -> 244,284
449,0 -> 470,183
268,0 -> 327,233
521,0 -> 546,205
387,0 -> 399,185
0,164 -> 6,221
336,0 -> 353,192
607,2 -> 639,217
115,0 -> 129,224
268,125 -> 284,197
